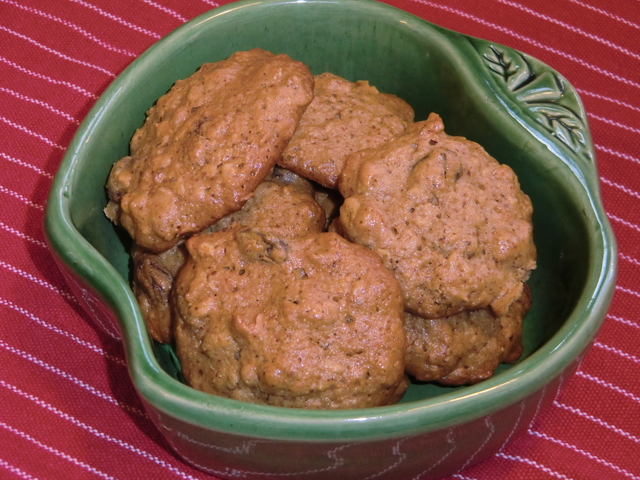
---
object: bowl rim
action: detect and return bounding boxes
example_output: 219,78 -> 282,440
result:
44,0 -> 618,442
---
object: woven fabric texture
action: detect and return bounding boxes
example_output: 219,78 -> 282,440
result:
1,0 -> 638,478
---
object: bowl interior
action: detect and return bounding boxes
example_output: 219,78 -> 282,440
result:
57,0 -> 606,420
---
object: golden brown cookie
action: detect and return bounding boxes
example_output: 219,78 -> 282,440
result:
174,230 -> 408,409
404,285 -> 531,385
337,113 -> 536,319
105,49 -> 314,252
279,72 -> 414,189
131,168 -> 325,344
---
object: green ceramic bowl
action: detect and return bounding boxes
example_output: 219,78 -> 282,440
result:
44,0 -> 617,478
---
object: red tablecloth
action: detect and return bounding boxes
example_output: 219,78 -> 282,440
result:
1,0 -> 638,479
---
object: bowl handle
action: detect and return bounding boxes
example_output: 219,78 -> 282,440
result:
469,39 -> 598,191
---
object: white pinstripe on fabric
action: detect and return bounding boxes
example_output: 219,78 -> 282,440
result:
497,452 -> 576,479
0,221 -> 49,248
0,55 -> 98,98
139,0 -> 187,22
615,286 -> 640,300
576,370 -> 640,404
564,0 -> 640,30
0,260 -> 77,304
0,152 -> 55,178
0,458 -> 41,480
0,87 -> 79,123
0,0 -> 138,57
0,381 -> 235,480
0,25 -> 116,78
0,297 -> 126,367
0,340 -> 148,418
0,419 -> 116,480
619,253 -> 640,270
554,401 -> 640,446
608,213 -> 640,233
581,89 -> 640,114
528,429 -> 640,480
601,177 -> 640,200
64,0 -> 162,39
0,115 -> 65,151
410,0 -> 640,90
0,185 -> 45,210
494,0 -> 640,61
594,340 -> 640,364
591,114 -> 640,134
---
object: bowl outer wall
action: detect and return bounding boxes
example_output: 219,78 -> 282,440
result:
44,0 -> 617,443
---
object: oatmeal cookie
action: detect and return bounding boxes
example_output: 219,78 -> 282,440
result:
404,285 -> 531,385
279,72 -> 414,188
105,49 -> 314,252
337,113 -> 536,318
174,230 -> 408,409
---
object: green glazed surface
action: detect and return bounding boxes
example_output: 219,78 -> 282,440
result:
45,0 -> 616,446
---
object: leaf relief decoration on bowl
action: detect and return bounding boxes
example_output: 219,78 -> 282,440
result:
475,42 -> 594,164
